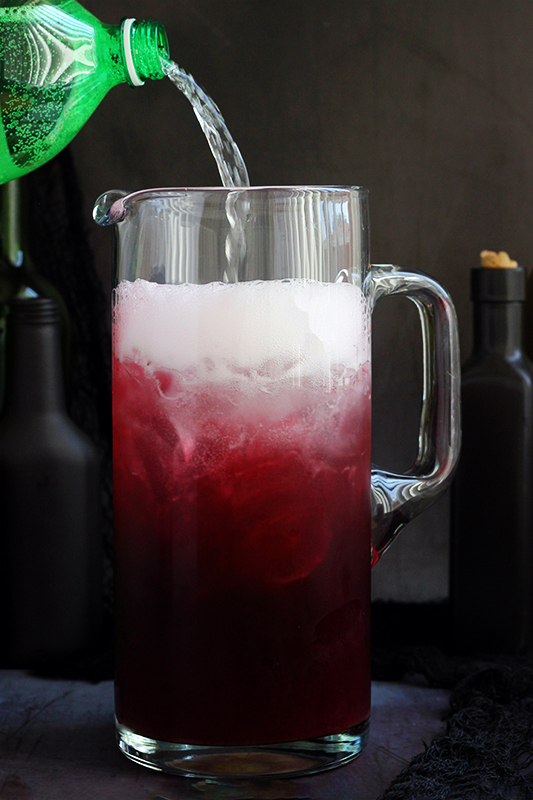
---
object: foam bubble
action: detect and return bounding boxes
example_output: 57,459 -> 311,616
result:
114,278 -> 369,383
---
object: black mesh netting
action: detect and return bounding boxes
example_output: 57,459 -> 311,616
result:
374,660 -> 533,800
372,605 -> 533,800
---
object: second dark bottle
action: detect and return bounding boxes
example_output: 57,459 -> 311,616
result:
0,297 -> 102,667
451,254 -> 533,654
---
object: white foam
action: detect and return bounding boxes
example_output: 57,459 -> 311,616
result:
114,278 -> 369,384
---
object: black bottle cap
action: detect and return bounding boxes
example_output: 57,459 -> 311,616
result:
471,266 -> 526,302
9,297 -> 60,324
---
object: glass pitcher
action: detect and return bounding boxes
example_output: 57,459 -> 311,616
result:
94,185 -> 460,780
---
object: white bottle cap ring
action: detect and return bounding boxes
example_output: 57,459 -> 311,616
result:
123,18 -> 144,87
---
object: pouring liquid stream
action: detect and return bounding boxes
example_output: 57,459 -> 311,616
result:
162,59 -> 250,189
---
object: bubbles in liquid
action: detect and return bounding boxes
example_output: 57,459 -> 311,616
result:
162,59 -> 250,189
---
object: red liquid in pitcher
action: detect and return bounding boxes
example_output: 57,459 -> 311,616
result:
113,279 -> 372,746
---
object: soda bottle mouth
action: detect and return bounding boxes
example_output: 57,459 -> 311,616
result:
121,18 -> 170,86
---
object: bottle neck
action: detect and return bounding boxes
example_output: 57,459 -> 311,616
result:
0,178 -> 39,282
120,18 -> 169,85
472,300 -> 524,357
0,180 -> 23,267
3,301 -> 65,416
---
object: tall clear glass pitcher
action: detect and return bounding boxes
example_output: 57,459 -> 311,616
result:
95,185 -> 460,780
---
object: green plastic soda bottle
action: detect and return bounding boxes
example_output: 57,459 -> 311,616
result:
0,1 -> 169,184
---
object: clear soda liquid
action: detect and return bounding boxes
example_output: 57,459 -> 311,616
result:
163,60 -> 249,188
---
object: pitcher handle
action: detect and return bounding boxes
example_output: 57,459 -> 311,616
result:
364,264 -> 461,565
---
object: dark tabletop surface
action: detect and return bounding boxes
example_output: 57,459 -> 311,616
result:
0,670 -> 448,800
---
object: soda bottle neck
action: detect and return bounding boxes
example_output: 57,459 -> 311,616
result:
121,18 -> 170,86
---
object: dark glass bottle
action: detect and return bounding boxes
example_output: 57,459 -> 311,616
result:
451,264 -> 533,654
0,297 -> 102,668
0,178 -> 67,411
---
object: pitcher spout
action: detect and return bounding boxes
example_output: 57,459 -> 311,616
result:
93,190 -> 130,226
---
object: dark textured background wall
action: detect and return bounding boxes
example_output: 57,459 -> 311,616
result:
70,0 -> 533,602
